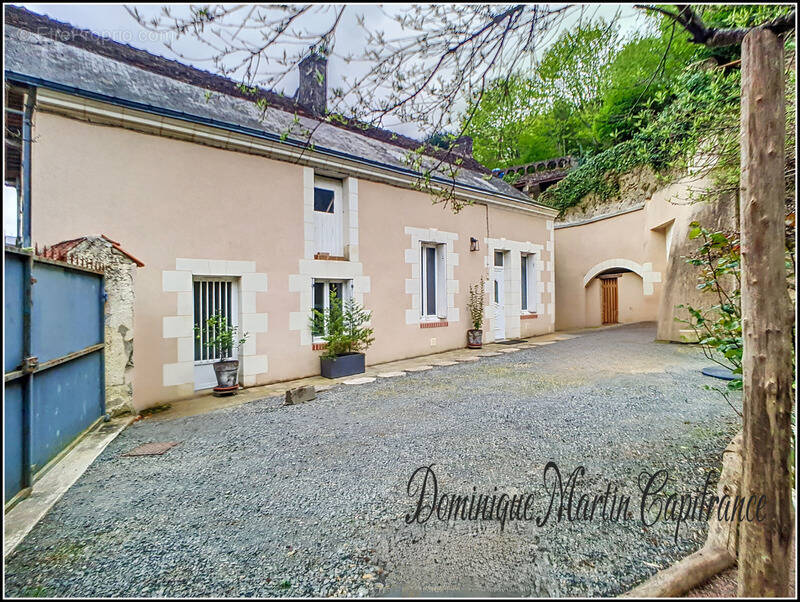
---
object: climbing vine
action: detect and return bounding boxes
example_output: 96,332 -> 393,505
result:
539,66 -> 742,214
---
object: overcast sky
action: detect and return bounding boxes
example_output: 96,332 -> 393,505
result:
18,3 -> 651,137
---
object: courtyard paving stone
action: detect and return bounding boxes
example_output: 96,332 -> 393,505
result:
377,372 -> 406,378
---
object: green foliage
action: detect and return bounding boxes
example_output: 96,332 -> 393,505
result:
310,290 -> 375,359
591,29 -> 701,146
194,313 -> 249,359
424,131 -> 457,150
463,5 -> 790,185
535,18 -> 623,117
462,75 -> 546,168
463,20 -> 622,167
467,278 -> 486,330
675,222 -> 742,409
698,4 -> 795,30
540,66 -> 741,212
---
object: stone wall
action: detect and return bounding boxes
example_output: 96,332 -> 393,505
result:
64,237 -> 139,416
656,193 -> 738,341
558,165 -> 664,223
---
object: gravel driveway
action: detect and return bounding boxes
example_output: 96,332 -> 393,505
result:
4,323 -> 741,597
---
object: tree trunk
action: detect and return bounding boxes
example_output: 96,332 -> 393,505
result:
737,28 -> 794,597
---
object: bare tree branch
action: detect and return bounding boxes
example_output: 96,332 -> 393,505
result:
634,4 -> 796,47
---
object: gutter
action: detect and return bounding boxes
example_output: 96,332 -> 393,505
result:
5,71 -> 557,217
21,88 -> 36,247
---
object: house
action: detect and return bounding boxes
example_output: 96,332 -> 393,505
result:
4,6 -> 557,410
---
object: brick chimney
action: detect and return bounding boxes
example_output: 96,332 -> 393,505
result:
297,51 -> 327,116
452,135 -> 473,157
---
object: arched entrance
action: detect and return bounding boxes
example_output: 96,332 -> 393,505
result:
583,261 -> 654,326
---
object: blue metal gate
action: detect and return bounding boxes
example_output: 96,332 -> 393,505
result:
4,246 -> 105,504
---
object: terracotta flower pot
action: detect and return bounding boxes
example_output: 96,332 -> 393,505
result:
467,329 -> 483,349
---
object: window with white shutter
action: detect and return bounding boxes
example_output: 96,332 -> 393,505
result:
313,176 -> 344,256
421,242 -> 447,319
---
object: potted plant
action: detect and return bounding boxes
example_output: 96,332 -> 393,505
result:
467,278 -> 486,348
311,291 -> 375,378
194,313 -> 249,390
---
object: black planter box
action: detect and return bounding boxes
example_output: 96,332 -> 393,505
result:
320,352 -> 365,379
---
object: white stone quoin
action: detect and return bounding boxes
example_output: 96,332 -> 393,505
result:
404,226 -> 460,325
162,258 -> 269,389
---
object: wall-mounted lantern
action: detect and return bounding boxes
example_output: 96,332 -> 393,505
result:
470,237 -> 479,251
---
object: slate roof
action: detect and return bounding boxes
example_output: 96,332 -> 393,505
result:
4,5 -> 535,204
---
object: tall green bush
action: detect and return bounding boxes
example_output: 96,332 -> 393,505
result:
310,290 -> 375,359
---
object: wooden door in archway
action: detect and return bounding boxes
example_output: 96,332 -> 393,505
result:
601,277 -> 618,324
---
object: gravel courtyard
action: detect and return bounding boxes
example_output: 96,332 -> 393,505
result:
4,323 -> 741,598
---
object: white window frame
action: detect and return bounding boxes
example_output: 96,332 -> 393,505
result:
313,176 -> 344,256
521,253 -> 538,314
193,276 -> 240,364
311,278 -> 353,341
420,242 -> 447,320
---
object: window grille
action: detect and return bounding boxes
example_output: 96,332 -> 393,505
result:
193,278 -> 235,362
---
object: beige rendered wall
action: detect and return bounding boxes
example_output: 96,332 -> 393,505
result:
617,272 -> 658,323
585,278 -> 602,325
30,110 -> 554,410
554,171 -> 720,335
555,208 -> 658,330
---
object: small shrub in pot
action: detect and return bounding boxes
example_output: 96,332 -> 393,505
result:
467,278 -> 486,348
194,313 -> 249,389
311,291 -> 375,378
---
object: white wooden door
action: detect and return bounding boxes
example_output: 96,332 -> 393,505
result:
193,277 -> 239,390
313,177 -> 343,256
492,257 -> 506,340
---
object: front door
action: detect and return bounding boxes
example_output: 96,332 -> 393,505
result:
601,277 -> 618,324
492,251 -> 506,340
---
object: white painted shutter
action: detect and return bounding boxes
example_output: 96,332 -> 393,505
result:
533,255 -> 542,311
313,178 -> 344,256
436,244 -> 447,318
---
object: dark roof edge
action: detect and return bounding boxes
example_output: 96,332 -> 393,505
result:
6,70 -> 554,212
554,203 -> 645,229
